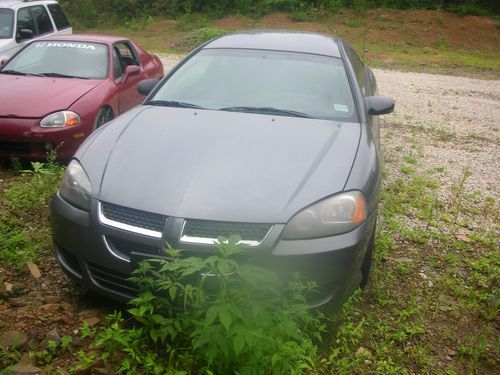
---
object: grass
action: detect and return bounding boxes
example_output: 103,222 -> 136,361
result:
77,9 -> 500,79
0,157 -> 64,271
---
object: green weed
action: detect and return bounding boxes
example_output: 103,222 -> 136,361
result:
83,237 -> 324,374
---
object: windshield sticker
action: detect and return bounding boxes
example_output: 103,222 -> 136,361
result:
334,104 -> 349,112
34,42 -> 96,50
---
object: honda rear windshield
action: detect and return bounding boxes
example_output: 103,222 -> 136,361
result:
0,9 -> 14,39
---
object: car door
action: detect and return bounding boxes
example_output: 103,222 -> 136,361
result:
113,41 -> 144,114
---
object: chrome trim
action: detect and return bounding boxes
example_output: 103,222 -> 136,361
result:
179,221 -> 273,247
97,201 -> 163,238
102,235 -> 130,263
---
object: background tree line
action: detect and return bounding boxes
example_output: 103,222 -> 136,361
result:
59,0 -> 499,27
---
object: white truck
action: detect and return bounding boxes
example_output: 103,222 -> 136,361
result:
0,0 -> 72,65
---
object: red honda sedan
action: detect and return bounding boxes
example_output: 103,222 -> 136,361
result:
0,34 -> 163,159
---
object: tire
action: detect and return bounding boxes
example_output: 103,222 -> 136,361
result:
94,106 -> 114,128
360,221 -> 376,289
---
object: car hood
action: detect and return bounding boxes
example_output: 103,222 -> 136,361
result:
0,75 -> 104,117
81,106 -> 361,223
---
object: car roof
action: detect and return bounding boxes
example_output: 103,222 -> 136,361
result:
204,30 -> 342,58
37,34 -> 129,44
0,0 -> 59,9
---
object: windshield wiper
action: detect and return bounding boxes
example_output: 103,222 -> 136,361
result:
39,72 -> 89,79
0,70 -> 43,77
146,100 -> 206,109
218,106 -> 313,119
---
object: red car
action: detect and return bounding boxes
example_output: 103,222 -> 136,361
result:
0,34 -> 163,159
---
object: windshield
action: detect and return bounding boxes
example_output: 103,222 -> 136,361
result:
0,9 -> 14,39
1,41 -> 109,79
149,49 -> 357,121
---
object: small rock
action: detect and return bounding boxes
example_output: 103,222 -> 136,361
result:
0,331 -> 28,349
9,354 -> 43,375
42,328 -> 61,349
27,263 -> 42,278
60,302 -> 74,312
85,317 -> 101,327
41,303 -> 61,313
364,359 -> 372,365
446,348 -> 457,356
43,296 -> 60,304
14,321 -> 26,330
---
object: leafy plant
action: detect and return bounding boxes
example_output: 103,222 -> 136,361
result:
85,237 -> 324,374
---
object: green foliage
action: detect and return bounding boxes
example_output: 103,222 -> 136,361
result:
59,0 -> 499,27
85,237 -> 324,374
5,155 -> 64,210
0,154 -> 64,270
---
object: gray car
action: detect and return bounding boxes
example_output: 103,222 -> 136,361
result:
51,30 -> 394,308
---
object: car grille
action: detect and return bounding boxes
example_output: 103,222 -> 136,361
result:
0,141 -> 30,154
105,236 -> 162,257
100,202 -> 167,233
182,219 -> 272,243
88,263 -> 138,297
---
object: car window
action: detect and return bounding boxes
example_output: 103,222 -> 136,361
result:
0,8 -> 14,39
2,41 -> 109,79
47,4 -> 70,30
16,7 -> 36,36
115,42 -> 139,66
346,46 -> 366,96
31,5 -> 53,35
151,49 -> 358,122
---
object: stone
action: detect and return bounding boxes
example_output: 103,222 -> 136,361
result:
85,317 -> 101,327
0,331 -> 28,349
41,304 -> 61,314
9,354 -> 43,375
27,263 -> 42,278
43,296 -> 60,304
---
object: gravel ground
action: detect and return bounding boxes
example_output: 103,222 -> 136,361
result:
375,69 -> 500,201
159,55 -> 500,201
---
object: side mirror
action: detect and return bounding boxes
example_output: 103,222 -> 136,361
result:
124,65 -> 140,80
18,29 -> 34,42
137,79 -> 159,96
365,96 -> 394,116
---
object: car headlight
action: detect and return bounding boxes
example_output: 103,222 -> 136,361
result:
40,111 -> 81,128
59,160 -> 92,211
281,191 -> 368,240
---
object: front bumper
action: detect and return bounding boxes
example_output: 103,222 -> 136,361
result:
51,193 -> 376,308
0,116 -> 93,159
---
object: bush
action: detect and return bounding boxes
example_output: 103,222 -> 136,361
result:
85,237 -> 325,374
